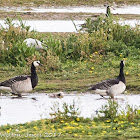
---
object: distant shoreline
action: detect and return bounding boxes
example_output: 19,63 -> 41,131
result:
0,5 -> 140,20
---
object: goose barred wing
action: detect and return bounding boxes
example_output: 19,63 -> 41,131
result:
0,75 -> 30,87
89,79 -> 119,90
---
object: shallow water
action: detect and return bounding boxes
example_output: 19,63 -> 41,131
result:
0,93 -> 140,126
0,5 -> 140,15
0,20 -> 83,32
0,19 -> 139,32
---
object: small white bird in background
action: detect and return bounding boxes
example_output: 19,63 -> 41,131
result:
0,61 -> 42,97
88,61 -> 126,99
23,38 -> 48,50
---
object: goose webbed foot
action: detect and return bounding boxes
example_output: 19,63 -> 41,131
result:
31,97 -> 37,101
96,95 -> 108,100
100,95 -> 105,98
11,92 -> 22,98
18,94 -> 22,97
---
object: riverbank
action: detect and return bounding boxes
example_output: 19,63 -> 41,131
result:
0,11 -> 140,21
0,98 -> 139,140
0,0 -> 140,7
0,5 -> 140,20
0,93 -> 140,126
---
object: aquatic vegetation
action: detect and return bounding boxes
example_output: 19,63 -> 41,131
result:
50,101 -> 80,122
99,100 -> 140,122
99,100 -> 119,120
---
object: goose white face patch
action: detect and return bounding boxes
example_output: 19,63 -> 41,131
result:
122,61 -> 125,66
33,61 -> 40,67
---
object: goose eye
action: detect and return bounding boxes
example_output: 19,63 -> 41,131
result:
37,61 -> 40,64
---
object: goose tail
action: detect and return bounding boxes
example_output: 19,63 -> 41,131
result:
87,87 -> 108,96
0,86 -> 12,92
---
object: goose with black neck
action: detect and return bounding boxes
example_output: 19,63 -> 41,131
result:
0,61 -> 42,97
88,60 -> 126,99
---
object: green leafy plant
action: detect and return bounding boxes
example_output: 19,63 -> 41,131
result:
120,104 -> 140,122
0,42 -> 36,66
99,99 -> 119,120
50,101 -> 80,122
99,99 -> 140,122
0,17 -> 30,46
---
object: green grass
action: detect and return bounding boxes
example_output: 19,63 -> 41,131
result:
32,69 -> 140,94
0,59 -> 140,94
0,113 -> 139,139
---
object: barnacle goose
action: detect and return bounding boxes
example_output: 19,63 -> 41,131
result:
105,5 -> 115,17
0,61 -> 41,97
88,61 -> 126,99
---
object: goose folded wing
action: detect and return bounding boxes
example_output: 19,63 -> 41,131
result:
0,75 -> 30,87
89,79 -> 120,90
